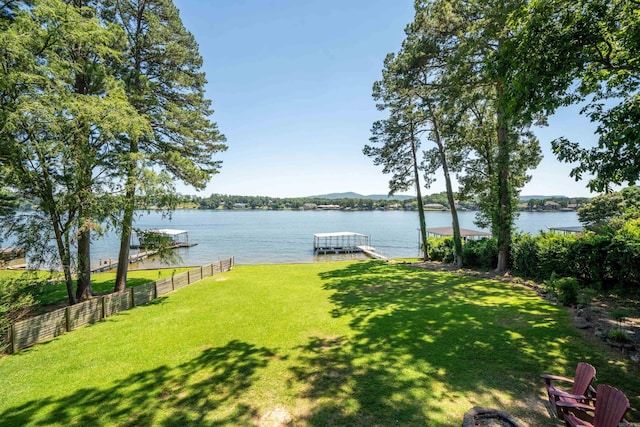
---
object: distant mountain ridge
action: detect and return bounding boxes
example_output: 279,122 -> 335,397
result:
307,192 -> 414,201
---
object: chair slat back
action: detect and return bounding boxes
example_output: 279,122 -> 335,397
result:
592,384 -> 629,427
572,362 -> 596,395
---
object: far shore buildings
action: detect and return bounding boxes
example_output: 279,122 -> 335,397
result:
518,200 -> 583,212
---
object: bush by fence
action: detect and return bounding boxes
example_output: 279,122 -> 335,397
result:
5,258 -> 234,354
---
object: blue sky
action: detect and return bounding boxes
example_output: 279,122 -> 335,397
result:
173,0 -> 598,199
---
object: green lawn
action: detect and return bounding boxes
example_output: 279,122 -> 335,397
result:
0,261 -> 638,426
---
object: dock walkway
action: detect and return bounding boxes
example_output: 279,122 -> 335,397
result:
357,245 -> 390,261
91,248 -> 162,273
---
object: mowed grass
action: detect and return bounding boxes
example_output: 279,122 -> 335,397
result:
1,261 -> 639,426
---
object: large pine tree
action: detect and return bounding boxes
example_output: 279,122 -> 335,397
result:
105,0 -> 227,292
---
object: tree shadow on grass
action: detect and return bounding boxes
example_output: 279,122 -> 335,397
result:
289,261 -> 632,426
0,340 -> 275,426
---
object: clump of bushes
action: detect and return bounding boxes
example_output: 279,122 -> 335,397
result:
422,219 -> 640,293
544,274 -> 580,306
511,232 -> 577,280
426,237 -> 454,263
462,238 -> 498,269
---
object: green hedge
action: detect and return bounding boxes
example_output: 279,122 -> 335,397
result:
462,238 -> 498,269
424,221 -> 640,291
426,237 -> 454,263
511,232 -> 577,280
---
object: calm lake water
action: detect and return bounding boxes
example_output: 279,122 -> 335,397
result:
88,209 -> 581,267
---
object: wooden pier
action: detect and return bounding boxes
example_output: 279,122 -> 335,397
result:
357,245 -> 390,261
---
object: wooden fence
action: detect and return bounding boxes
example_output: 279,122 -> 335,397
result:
5,257 -> 234,354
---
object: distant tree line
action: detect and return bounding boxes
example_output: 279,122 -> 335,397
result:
174,192 -> 480,211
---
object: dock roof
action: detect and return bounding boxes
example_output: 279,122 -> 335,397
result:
148,229 -> 188,236
313,231 -> 367,238
425,227 -> 492,238
548,226 -> 584,234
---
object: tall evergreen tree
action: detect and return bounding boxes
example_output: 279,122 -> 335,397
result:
413,0 -> 541,272
0,0 -> 148,303
104,0 -> 226,292
366,52 -> 431,261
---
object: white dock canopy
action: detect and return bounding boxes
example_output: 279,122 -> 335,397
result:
425,227 -> 492,240
313,232 -> 370,253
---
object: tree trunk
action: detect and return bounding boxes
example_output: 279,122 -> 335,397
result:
52,216 -> 76,305
495,81 -> 511,273
76,224 -> 92,300
410,123 -> 428,261
114,170 -> 136,292
428,105 -> 463,267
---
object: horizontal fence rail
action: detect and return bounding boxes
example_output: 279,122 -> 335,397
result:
6,257 -> 234,354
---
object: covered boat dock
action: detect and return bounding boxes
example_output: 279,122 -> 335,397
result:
548,225 -> 584,234
425,227 -> 492,241
131,229 -> 195,249
313,232 -> 370,254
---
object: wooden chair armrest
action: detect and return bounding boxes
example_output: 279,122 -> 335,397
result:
549,389 -> 594,401
556,400 -> 595,412
540,373 -> 574,384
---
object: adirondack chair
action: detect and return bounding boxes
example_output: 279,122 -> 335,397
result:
556,384 -> 630,427
541,362 -> 597,420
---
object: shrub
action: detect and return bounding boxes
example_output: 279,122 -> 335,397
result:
607,219 -> 640,288
555,277 -> 580,306
462,238 -> 498,269
510,233 -> 539,278
426,237 -> 453,263
607,328 -> 631,343
543,275 -> 580,306
511,233 -> 577,281
568,233 -> 612,289
536,232 -> 576,279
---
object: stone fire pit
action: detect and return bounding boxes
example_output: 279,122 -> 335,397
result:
462,407 -> 524,427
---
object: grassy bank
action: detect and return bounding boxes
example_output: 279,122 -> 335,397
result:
0,261 -> 638,426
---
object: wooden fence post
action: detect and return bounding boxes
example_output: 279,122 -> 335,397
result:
9,323 -> 15,354
130,287 -> 135,308
65,306 -> 71,332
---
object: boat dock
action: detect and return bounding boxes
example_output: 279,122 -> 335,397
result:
92,229 -> 196,273
130,229 -> 196,249
313,232 -> 390,261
